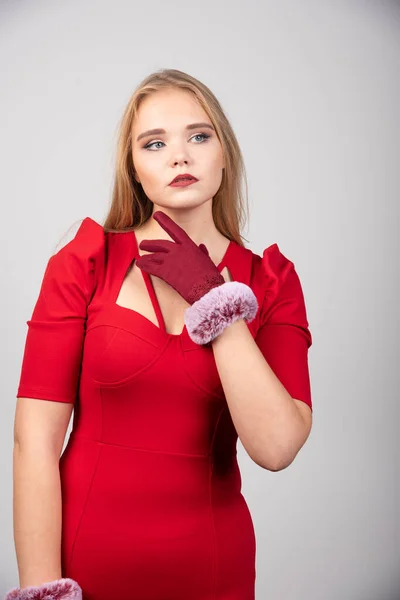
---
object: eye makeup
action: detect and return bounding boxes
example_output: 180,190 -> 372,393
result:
143,132 -> 211,151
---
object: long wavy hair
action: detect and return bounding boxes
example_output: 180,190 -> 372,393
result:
102,68 -> 250,246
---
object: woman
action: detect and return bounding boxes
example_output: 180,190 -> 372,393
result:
7,68 -> 313,600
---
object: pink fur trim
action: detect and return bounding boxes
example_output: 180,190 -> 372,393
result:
184,281 -> 258,345
4,578 -> 82,600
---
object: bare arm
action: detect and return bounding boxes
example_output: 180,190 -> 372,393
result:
12,397 -> 73,588
211,319 -> 312,471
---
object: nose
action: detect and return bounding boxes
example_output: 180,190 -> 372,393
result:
170,142 -> 191,167
172,154 -> 189,166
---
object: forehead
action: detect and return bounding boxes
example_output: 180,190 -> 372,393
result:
133,89 -> 209,130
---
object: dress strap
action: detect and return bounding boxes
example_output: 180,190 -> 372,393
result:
140,270 -> 167,333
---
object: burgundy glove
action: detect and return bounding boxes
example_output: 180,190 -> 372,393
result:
136,211 -> 225,305
4,578 -> 82,599
136,211 -> 258,345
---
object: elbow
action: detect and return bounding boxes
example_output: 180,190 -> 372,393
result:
270,456 -> 294,471
254,419 -> 312,471
256,457 -> 293,472
250,447 -> 296,472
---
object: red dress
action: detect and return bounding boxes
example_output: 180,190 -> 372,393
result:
16,218 -> 312,600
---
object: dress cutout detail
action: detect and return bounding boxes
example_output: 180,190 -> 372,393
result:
115,229 -> 234,337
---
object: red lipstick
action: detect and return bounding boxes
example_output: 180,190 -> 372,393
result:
169,173 -> 199,187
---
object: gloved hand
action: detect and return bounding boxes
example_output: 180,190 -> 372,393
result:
136,211 -> 258,345
136,210 -> 225,305
4,578 -> 82,599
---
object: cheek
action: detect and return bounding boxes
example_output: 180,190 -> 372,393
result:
140,169 -> 158,189
206,158 -> 224,187
206,146 -> 224,175
134,159 -> 160,190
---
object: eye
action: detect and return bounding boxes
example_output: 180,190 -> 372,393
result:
192,133 -> 210,143
143,132 -> 211,151
143,141 -> 164,150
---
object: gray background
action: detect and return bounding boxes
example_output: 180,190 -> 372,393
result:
1,0 -> 399,598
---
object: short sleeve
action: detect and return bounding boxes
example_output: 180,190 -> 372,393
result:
255,244 -> 313,410
16,217 -> 106,404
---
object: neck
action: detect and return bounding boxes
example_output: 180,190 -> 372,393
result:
140,204 -> 221,248
135,205 -> 230,266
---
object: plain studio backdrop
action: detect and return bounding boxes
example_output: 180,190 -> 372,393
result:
0,1 -> 399,598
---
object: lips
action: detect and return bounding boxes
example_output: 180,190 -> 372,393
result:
170,173 -> 198,184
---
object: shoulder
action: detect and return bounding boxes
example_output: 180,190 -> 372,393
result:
50,217 -> 106,264
250,242 -> 295,292
44,217 -> 107,300
260,242 -> 296,288
251,242 -> 310,328
52,217 -> 106,259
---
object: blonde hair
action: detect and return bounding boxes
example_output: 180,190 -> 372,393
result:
103,68 -> 250,246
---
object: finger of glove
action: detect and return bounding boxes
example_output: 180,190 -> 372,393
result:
139,239 -> 175,253
198,243 -> 209,256
135,255 -> 164,274
152,211 -> 191,245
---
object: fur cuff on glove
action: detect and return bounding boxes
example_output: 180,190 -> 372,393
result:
4,578 -> 82,600
184,281 -> 258,345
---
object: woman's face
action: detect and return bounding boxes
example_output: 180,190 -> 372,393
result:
131,88 -> 225,211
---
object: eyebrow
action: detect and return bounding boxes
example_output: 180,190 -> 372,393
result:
136,122 -> 215,142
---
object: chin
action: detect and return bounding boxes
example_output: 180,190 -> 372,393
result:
154,193 -> 214,210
